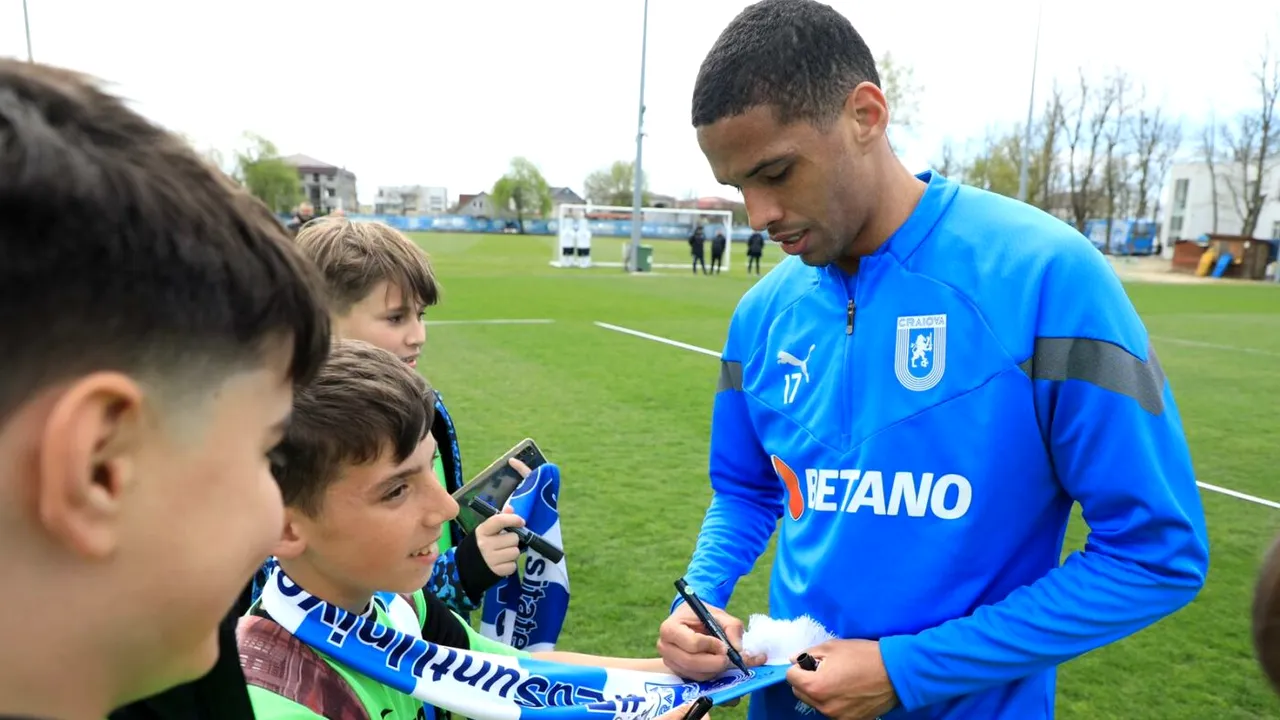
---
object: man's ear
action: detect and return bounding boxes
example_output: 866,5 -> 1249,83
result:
843,81 -> 890,146
37,372 -> 145,560
274,506 -> 310,560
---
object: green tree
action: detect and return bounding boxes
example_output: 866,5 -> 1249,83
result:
234,133 -> 301,213
491,157 -> 553,233
962,129 -> 1026,198
940,85 -> 1069,214
957,109 -> 1064,213
879,52 -> 921,132
584,160 -> 649,206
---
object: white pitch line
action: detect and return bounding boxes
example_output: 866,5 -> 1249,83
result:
1196,482 -> 1280,510
597,320 -> 1280,511
1151,335 -> 1280,358
427,319 -> 555,326
593,321 -> 721,358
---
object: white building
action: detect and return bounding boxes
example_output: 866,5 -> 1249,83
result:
282,154 -> 358,214
374,186 -> 449,215
1162,161 -> 1280,248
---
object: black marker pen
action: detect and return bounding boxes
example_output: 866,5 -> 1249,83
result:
468,497 -> 565,564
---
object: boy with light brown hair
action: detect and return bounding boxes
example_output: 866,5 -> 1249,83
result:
291,217 -> 523,618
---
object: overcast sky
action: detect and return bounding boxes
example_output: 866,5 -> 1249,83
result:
3,0 -> 1277,205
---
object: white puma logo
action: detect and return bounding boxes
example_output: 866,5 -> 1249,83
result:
777,344 -> 816,383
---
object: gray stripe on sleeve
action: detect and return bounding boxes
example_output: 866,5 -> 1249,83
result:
718,360 -> 743,392
1018,337 -> 1165,415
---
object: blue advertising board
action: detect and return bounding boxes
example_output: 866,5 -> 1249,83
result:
1082,218 -> 1157,255
283,213 -> 763,242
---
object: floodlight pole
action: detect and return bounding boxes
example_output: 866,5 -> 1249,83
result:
22,0 -> 34,62
628,0 -> 650,272
1016,0 -> 1043,204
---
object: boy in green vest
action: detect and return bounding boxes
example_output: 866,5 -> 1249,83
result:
0,59 -> 330,720
293,218 -> 521,618
239,340 -> 698,719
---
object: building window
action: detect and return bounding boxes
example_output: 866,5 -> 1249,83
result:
1272,220 -> 1280,240
1173,178 -> 1189,211
1170,216 -> 1184,237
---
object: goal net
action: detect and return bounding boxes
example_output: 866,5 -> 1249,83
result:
551,203 -> 736,272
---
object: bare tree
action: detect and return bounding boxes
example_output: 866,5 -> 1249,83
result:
1147,117 -> 1183,232
934,140 -> 962,179
1220,42 -> 1280,237
1034,85 -> 1066,210
1059,70 -> 1117,231
933,85 -> 1064,212
1200,115 -> 1221,234
1130,100 -> 1183,222
1101,72 -> 1136,251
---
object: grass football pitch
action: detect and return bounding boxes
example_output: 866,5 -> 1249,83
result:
410,231 -> 1280,718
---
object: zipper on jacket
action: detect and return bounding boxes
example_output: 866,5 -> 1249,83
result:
841,281 -> 857,447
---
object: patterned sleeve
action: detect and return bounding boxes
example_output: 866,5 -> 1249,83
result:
426,546 -> 481,614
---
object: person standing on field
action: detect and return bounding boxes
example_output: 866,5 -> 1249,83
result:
746,231 -> 765,275
689,224 -> 708,275
710,230 -> 727,274
655,2 -> 1209,719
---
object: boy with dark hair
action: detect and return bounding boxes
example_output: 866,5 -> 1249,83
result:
239,340 -> 691,719
0,59 -> 331,720
292,217 -> 524,619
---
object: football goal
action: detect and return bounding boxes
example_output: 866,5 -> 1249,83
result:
551,203 -> 735,272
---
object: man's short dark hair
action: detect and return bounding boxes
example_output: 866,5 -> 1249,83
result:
273,340 -> 435,516
691,0 -> 880,128
0,60 -> 330,418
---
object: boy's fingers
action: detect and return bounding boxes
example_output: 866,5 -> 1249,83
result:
495,545 -> 522,561
490,561 -> 518,577
478,512 -> 526,534
508,458 -> 532,477
484,531 -> 521,551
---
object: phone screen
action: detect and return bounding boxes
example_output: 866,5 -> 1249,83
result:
453,440 -> 548,534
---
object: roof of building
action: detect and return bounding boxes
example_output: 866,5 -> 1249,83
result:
281,153 -> 336,169
281,154 -> 356,179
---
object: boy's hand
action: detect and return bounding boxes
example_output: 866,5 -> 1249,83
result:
473,506 -> 525,577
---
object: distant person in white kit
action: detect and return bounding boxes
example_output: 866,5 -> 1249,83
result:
575,214 -> 593,268
557,214 -> 577,267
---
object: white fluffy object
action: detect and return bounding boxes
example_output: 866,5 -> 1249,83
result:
740,614 -> 836,665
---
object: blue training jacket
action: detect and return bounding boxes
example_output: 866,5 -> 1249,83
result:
679,171 -> 1209,719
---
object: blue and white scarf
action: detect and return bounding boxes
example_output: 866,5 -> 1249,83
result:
479,463 -> 569,651
258,566 -> 791,719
